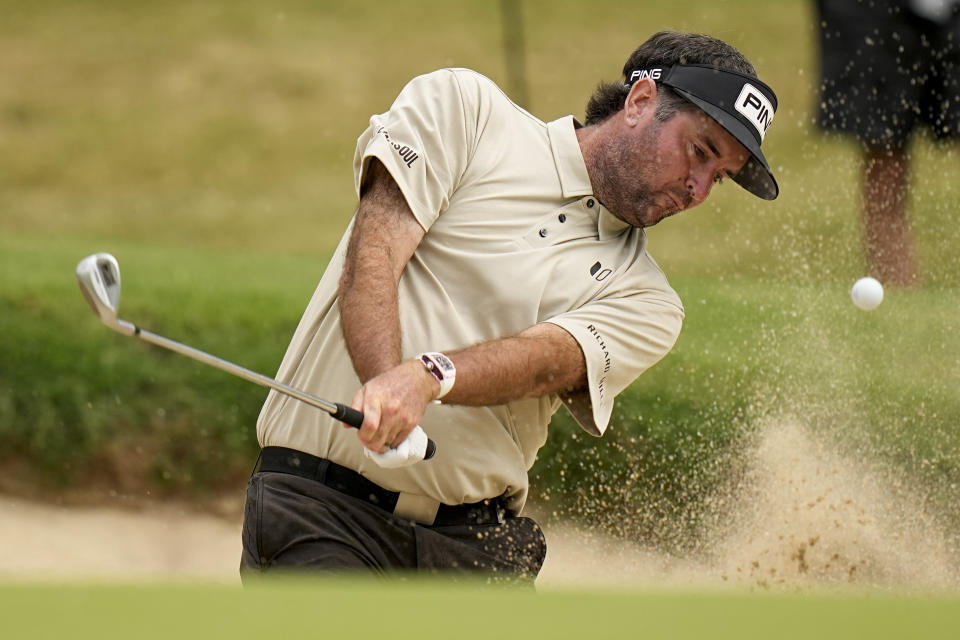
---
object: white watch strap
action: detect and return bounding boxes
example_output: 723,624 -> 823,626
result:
418,352 -> 456,400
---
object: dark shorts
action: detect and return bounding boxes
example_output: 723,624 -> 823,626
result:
240,471 -> 547,583
815,0 -> 960,148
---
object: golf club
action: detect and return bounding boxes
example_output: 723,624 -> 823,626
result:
76,253 -> 436,461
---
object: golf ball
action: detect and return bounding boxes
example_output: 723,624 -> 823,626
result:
851,277 -> 884,311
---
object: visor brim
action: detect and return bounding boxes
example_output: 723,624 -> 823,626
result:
671,87 -> 779,200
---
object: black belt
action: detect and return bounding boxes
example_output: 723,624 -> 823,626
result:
256,447 -> 508,527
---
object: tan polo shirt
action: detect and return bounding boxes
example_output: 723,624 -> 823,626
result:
257,68 -> 684,521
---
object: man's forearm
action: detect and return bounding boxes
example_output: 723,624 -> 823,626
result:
441,322 -> 587,406
339,159 -> 425,383
339,235 -> 404,382
350,319 -> 586,454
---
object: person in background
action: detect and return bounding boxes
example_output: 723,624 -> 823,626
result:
815,0 -> 960,286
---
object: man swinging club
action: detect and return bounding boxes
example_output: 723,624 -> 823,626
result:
240,30 -> 779,581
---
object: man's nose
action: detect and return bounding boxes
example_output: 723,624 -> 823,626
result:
685,171 -> 713,206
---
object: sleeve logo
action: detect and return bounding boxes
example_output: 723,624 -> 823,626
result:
586,323 -> 612,401
376,126 -> 420,167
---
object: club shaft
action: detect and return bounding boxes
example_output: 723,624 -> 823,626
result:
109,319 -> 436,458
133,325 -> 340,415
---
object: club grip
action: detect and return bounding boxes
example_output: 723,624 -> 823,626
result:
332,402 -> 365,429
331,403 -> 436,460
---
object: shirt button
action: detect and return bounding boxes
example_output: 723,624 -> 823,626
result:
558,214 -> 567,223
538,228 -> 549,238
586,199 -> 595,208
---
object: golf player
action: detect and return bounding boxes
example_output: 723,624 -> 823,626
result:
241,31 -> 779,581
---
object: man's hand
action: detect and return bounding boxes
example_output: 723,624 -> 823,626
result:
350,358 -> 441,454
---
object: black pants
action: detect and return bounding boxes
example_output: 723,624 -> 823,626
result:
240,471 -> 547,582
816,0 -> 960,147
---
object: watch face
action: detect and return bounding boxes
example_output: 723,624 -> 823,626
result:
421,352 -> 455,381
421,355 -> 444,380
434,353 -> 454,372
420,352 -> 455,400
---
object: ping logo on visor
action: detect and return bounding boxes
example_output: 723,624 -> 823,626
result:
736,84 -> 774,141
628,68 -> 663,82
624,64 -> 780,200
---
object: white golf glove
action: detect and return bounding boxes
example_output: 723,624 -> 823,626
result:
363,425 -> 430,468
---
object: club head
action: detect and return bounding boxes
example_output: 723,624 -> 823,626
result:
76,253 -> 122,328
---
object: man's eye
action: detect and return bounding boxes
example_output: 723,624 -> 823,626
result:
694,146 -> 707,160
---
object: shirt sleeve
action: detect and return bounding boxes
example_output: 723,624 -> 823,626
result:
352,69 -> 477,232
544,285 -> 684,437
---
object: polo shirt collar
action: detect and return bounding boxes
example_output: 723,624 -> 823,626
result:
547,115 -> 633,241
547,115 -> 594,199
598,207 -> 631,240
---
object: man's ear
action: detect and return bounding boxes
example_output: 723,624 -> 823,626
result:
623,78 -> 658,127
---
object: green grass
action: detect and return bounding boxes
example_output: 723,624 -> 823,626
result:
1,580 -> 959,640
2,0 -> 959,555
0,234 -> 321,493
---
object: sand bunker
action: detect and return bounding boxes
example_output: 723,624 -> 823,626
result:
1,421 -> 957,591
540,419 -> 959,592
710,420 -> 959,590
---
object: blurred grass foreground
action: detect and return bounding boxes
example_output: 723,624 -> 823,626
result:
1,0 -> 959,557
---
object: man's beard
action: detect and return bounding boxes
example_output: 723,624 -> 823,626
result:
591,120 -> 666,228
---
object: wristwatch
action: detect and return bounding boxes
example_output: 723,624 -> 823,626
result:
418,352 -> 456,400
